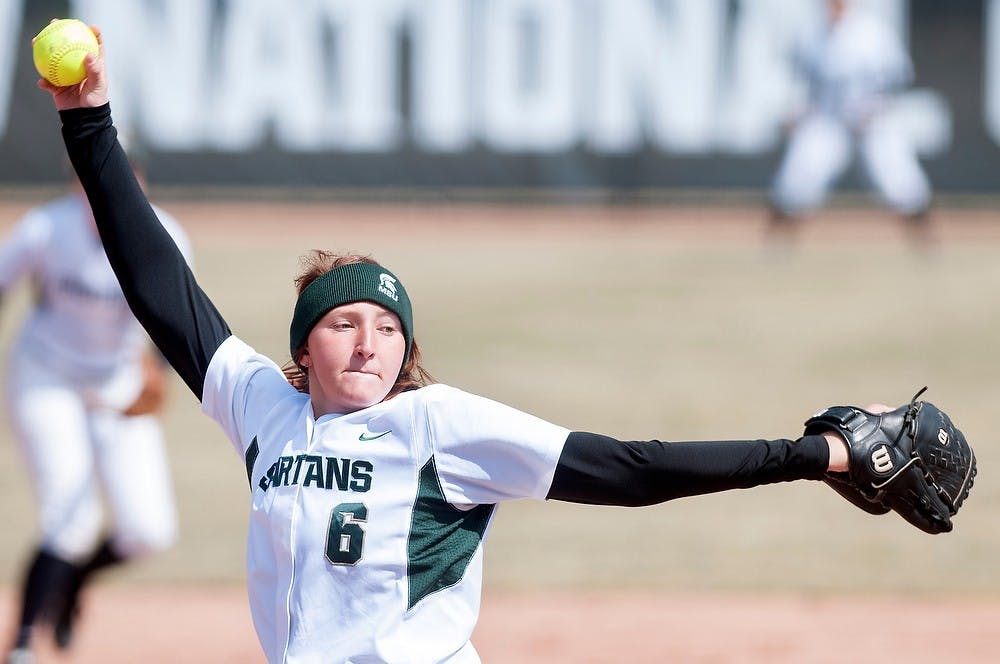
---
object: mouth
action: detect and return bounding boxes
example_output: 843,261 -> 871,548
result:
345,369 -> 380,378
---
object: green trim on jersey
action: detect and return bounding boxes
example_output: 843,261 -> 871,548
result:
245,436 -> 259,489
406,456 -> 494,610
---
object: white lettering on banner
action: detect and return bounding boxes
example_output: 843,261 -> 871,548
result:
480,0 -> 575,151
987,0 -> 1000,145
208,0 -> 409,151
71,0 -> 213,149
208,0 -> 326,151
58,0 -> 952,156
714,0 -> 811,153
590,0 -> 726,153
0,0 -> 23,135
411,0 -> 473,151
321,0 -> 410,152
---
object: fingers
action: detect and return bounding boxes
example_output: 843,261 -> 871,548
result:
90,25 -> 104,58
864,403 -> 893,414
84,26 -> 105,78
36,78 -> 58,93
84,51 -> 99,75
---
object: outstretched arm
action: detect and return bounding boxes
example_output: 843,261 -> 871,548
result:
39,25 -> 230,398
546,432 -> 837,506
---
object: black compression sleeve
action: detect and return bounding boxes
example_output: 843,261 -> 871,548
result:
546,431 -> 830,506
60,103 -> 231,399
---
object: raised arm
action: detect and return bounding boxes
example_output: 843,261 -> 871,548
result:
39,26 -> 230,398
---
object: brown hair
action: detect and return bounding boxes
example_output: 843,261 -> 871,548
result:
282,250 -> 434,398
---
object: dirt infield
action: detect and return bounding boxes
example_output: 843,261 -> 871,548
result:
2,586 -> 999,663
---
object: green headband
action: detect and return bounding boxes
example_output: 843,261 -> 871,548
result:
289,262 -> 413,361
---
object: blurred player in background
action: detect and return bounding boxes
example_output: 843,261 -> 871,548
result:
768,0 -> 933,248
1,146 -> 191,663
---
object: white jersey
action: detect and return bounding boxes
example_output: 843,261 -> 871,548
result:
793,6 -> 912,128
201,336 -> 569,663
0,194 -> 192,403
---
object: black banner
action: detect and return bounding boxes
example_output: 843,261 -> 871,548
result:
2,0 -> 997,194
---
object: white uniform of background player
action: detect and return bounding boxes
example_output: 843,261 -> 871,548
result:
770,0 -> 932,238
0,183 -> 191,656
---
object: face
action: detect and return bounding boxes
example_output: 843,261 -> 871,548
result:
299,301 -> 406,417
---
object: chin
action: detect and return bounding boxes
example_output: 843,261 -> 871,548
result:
315,374 -> 393,412
341,388 -> 392,410
348,396 -> 383,410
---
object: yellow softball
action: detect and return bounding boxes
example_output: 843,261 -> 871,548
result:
32,19 -> 99,87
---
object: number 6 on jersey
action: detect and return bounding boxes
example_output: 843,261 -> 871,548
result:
326,503 -> 367,565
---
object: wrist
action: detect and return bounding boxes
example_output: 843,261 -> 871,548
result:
823,432 -> 850,473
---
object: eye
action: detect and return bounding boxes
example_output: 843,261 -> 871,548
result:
331,320 -> 354,330
378,324 -> 397,335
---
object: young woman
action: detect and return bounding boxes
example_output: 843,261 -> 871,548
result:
36,28 -> 866,664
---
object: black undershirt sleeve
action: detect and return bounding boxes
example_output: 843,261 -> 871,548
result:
546,431 -> 830,506
60,103 -> 231,399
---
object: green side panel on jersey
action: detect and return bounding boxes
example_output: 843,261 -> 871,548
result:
406,456 -> 495,610
245,436 -> 259,490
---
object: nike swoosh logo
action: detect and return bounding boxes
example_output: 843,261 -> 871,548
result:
359,430 -> 392,442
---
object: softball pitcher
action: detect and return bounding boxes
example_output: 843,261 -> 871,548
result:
36,27 -> 971,664
769,0 -> 933,245
1,169 -> 191,660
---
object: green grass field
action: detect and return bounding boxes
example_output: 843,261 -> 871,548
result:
0,200 -> 997,598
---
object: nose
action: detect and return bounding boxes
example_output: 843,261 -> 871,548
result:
355,325 -> 376,359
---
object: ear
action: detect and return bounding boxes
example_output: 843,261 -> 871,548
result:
299,347 -> 311,368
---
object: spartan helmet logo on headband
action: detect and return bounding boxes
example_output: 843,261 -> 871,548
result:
379,273 -> 399,302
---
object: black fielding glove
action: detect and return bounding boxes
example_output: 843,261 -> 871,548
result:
804,389 -> 976,534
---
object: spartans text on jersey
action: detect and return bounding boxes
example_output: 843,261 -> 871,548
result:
258,454 -> 373,493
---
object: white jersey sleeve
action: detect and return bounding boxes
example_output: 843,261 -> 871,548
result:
201,335 -> 306,458
418,384 -> 569,505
